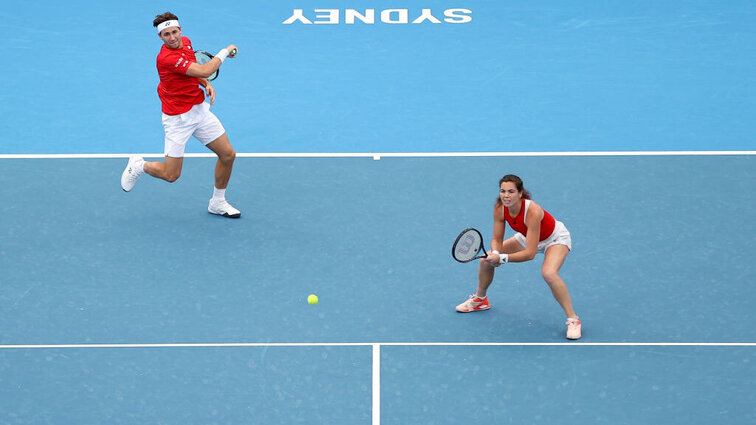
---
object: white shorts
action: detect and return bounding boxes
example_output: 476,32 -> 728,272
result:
514,220 -> 572,253
162,102 -> 226,158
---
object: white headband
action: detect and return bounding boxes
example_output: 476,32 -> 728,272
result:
157,20 -> 180,33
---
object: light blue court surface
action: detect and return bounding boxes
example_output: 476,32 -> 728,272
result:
1,0 -> 755,154
2,0 -> 756,424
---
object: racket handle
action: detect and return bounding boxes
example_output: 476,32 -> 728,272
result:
230,48 -> 238,56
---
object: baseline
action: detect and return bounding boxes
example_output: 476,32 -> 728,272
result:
0,150 -> 754,160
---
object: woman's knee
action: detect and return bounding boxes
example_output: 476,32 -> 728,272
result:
478,260 -> 496,272
541,268 -> 561,285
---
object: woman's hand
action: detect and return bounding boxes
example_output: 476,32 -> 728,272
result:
481,250 -> 502,267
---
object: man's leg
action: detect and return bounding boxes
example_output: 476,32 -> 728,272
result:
144,156 -> 184,182
121,155 -> 183,192
206,133 -> 236,189
205,133 -> 240,218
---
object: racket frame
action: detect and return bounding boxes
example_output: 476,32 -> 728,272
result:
452,227 -> 488,263
194,50 -> 219,81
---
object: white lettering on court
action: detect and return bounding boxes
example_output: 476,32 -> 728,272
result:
282,8 -> 472,25
412,9 -> 442,24
313,9 -> 339,24
345,9 -> 375,24
444,9 -> 473,23
282,9 -> 312,24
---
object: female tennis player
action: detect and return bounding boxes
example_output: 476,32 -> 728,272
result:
455,174 -> 581,339
120,12 -> 241,218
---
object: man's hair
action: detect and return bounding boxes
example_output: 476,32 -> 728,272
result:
153,12 -> 179,28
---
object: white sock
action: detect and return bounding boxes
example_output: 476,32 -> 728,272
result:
212,187 -> 226,201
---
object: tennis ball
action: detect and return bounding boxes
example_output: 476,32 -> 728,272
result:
307,294 -> 318,305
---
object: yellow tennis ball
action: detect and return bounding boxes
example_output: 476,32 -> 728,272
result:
307,294 -> 318,305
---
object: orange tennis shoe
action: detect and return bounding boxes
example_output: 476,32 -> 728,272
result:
566,317 -> 582,340
455,295 -> 490,312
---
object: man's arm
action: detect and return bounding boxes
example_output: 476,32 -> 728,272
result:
198,78 -> 216,104
185,45 -> 237,79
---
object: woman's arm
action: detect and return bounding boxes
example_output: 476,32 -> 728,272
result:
490,205 -> 506,253
507,202 -> 543,262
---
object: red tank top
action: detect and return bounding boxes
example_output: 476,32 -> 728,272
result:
502,199 -> 556,241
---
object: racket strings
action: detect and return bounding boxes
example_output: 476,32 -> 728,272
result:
453,229 -> 483,262
194,51 -> 219,81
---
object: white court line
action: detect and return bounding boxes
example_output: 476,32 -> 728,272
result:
372,344 -> 381,425
0,151 -> 754,159
0,342 -> 753,349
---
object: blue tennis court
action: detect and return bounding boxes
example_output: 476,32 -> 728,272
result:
1,1 -> 755,424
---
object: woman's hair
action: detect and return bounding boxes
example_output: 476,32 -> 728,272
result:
495,174 -> 531,206
153,12 -> 179,28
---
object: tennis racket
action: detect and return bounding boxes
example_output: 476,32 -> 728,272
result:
194,48 -> 237,81
452,228 -> 488,263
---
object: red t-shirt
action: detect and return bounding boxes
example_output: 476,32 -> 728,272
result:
156,36 -> 205,115
503,199 -> 556,241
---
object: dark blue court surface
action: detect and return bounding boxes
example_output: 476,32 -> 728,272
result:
0,155 -> 755,344
2,0 -> 755,424
0,345 -> 372,424
383,345 -> 756,425
1,156 -> 755,423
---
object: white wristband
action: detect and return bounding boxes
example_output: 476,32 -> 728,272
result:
499,253 -> 509,264
215,48 -> 229,63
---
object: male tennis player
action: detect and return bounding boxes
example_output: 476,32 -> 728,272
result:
120,12 -> 241,218
455,175 -> 582,339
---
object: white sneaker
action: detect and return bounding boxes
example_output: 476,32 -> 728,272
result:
208,199 -> 241,218
120,156 -> 144,192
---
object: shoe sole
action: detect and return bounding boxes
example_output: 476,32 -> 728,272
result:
456,305 -> 490,313
208,211 -> 241,218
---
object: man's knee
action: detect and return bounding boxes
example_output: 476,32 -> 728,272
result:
162,158 -> 183,182
165,171 -> 181,182
219,147 -> 236,164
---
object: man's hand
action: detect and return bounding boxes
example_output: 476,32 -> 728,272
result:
205,83 -> 216,104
